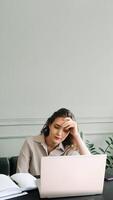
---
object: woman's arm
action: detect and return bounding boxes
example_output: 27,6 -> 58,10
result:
71,133 -> 91,155
16,139 -> 31,173
63,118 -> 91,155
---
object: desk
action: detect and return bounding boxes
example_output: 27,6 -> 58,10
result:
13,181 -> 113,200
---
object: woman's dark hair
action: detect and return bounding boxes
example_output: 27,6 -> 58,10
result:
41,108 -> 76,147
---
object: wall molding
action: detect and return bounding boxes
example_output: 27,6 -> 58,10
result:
0,118 -> 45,126
0,117 -> 113,139
0,116 -> 113,126
0,117 -> 113,156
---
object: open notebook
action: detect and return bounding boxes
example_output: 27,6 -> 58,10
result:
38,154 -> 106,198
0,173 -> 37,200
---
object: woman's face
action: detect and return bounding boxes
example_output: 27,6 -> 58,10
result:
47,117 -> 70,146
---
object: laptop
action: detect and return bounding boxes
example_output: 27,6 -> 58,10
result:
37,154 -> 106,198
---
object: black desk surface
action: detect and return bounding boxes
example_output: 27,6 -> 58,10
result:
13,181 -> 113,200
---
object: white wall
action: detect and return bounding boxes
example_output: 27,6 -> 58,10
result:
0,0 -> 113,156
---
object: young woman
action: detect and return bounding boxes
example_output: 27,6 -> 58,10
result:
16,108 -> 90,176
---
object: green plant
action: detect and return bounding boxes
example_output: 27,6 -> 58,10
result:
86,136 -> 113,169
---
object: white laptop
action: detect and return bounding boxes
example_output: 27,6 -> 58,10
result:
37,154 -> 106,198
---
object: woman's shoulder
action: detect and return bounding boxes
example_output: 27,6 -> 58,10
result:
24,134 -> 43,144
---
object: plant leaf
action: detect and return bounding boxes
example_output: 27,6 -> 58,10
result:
105,140 -> 110,145
106,150 -> 111,154
108,137 -> 113,142
98,147 -> 105,153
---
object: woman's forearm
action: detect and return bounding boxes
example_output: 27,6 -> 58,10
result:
72,134 -> 91,155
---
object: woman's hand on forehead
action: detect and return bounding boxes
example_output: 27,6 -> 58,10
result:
62,117 -> 78,136
62,117 -> 75,129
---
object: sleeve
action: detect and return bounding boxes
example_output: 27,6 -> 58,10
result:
65,145 -> 80,155
16,139 -> 31,173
